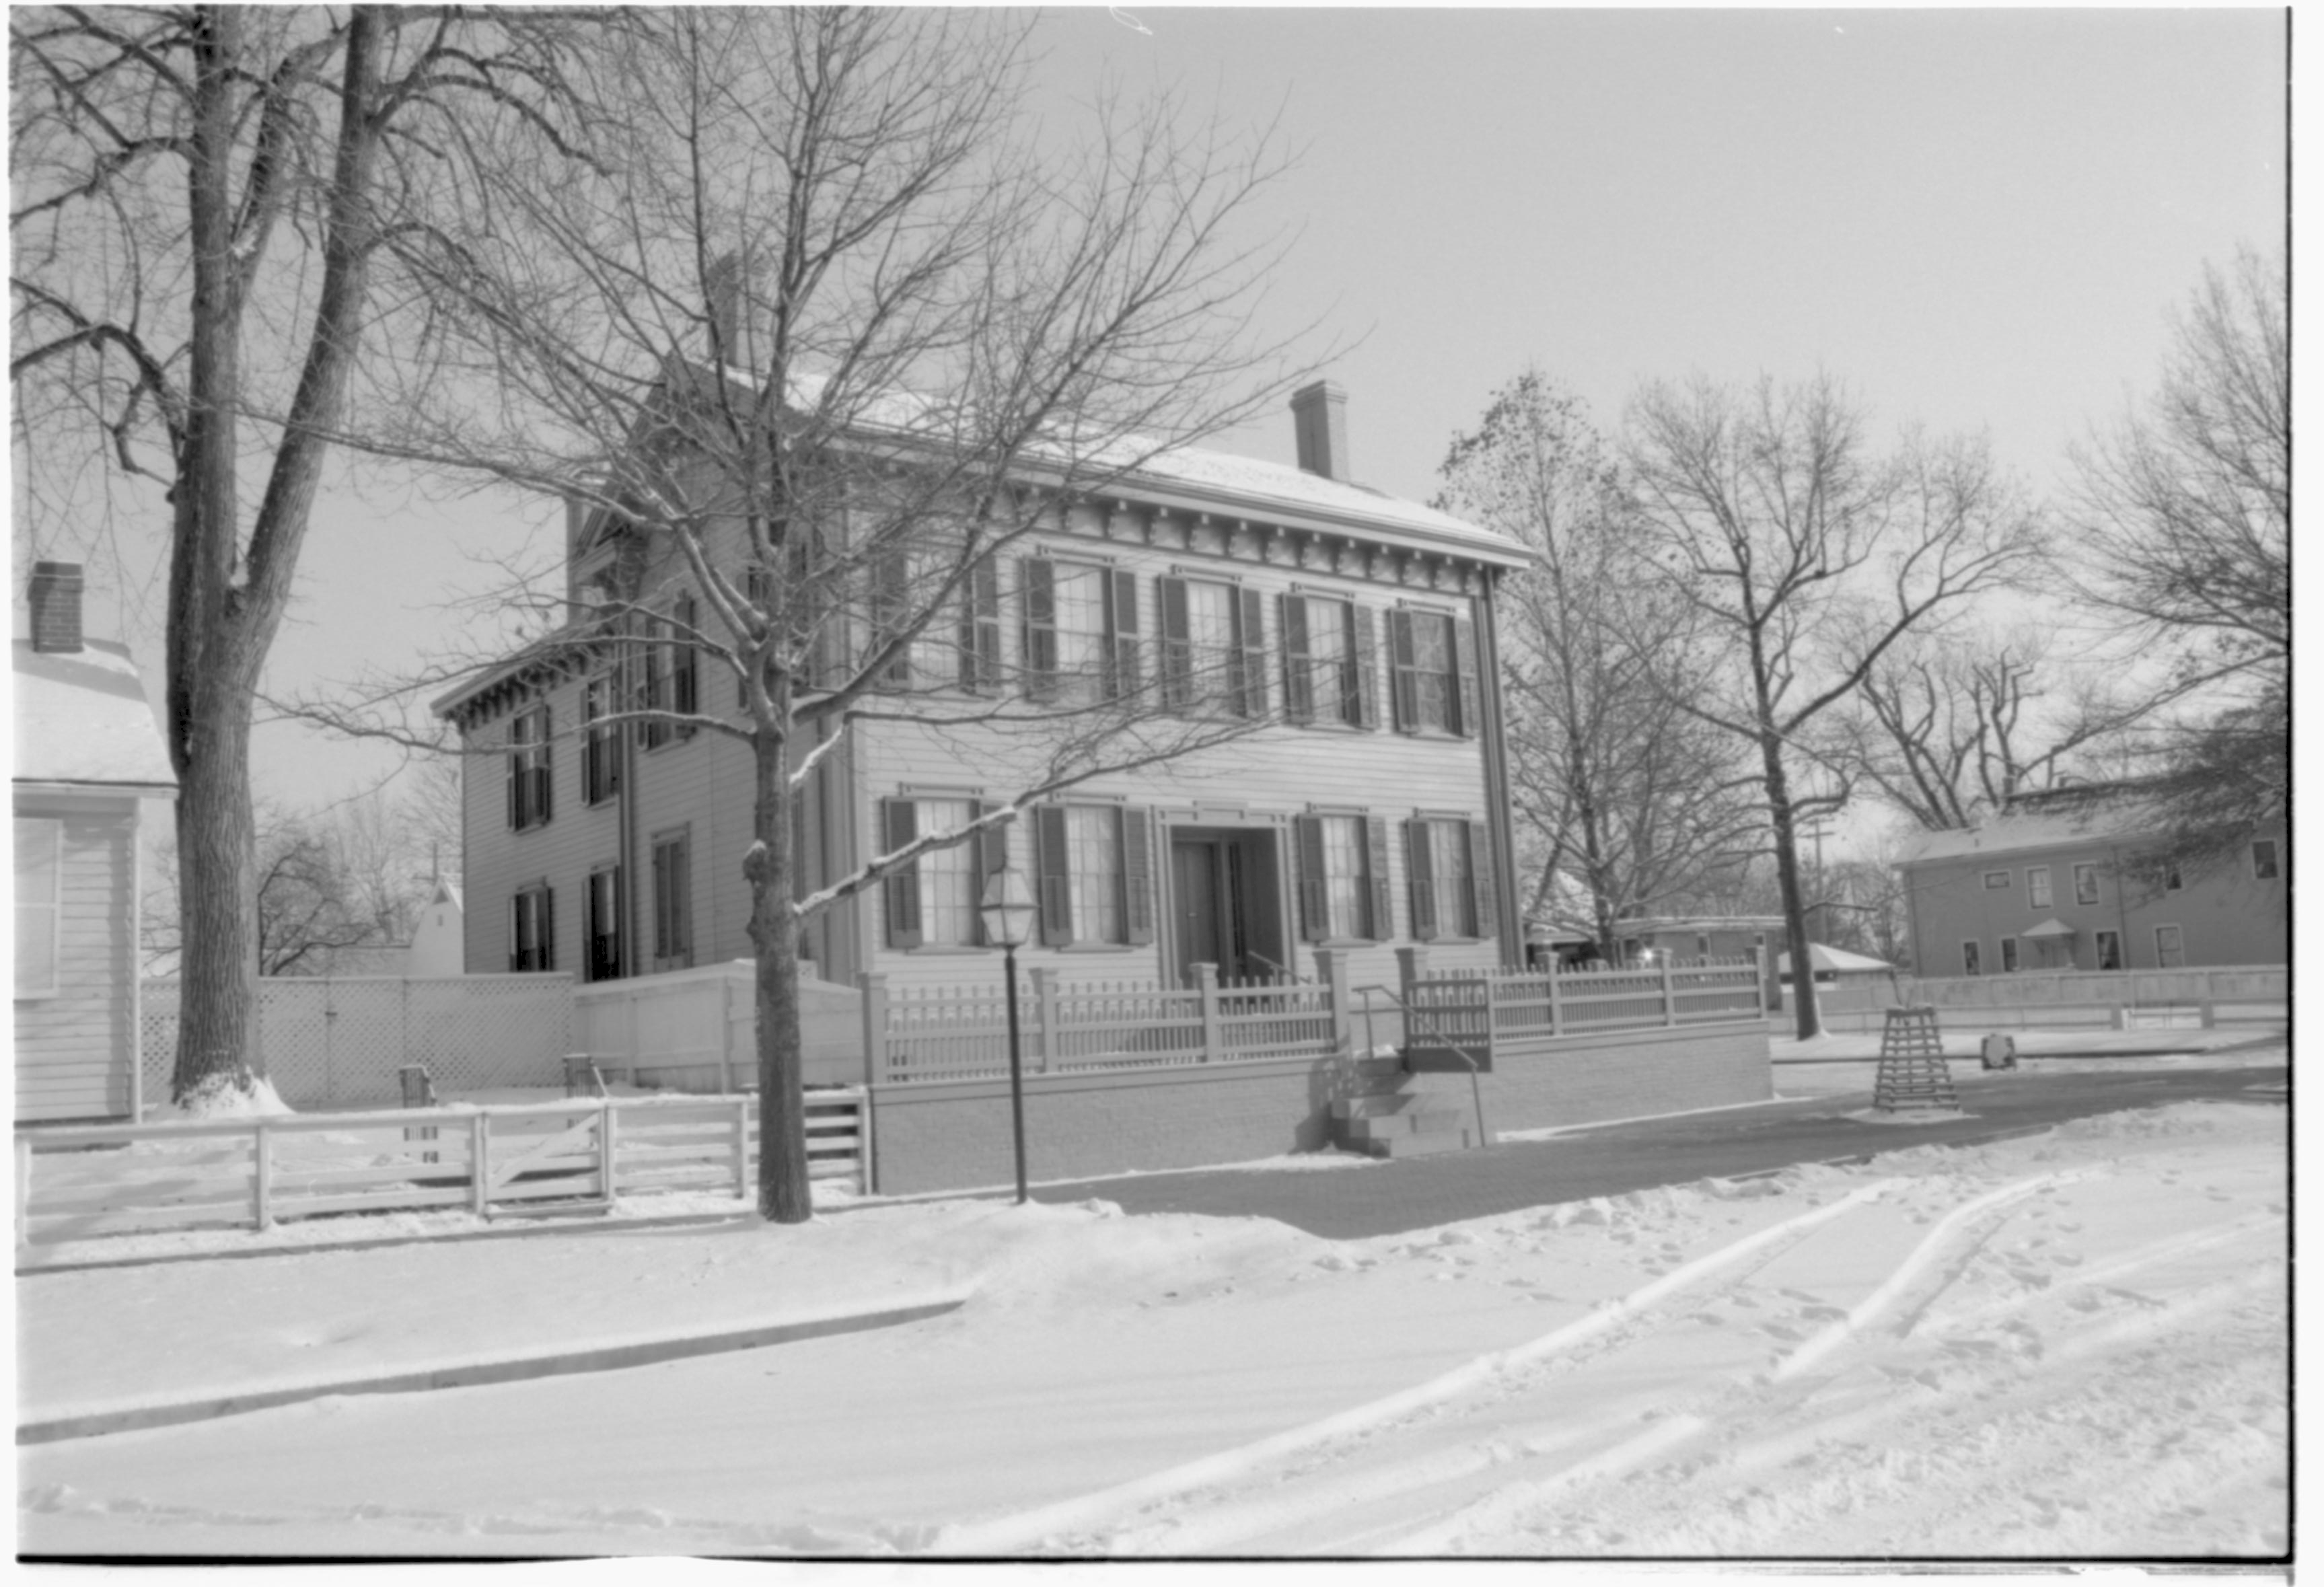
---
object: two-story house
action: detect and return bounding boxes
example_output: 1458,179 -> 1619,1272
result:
433,383 -> 1533,1008
1895,784 -> 2286,975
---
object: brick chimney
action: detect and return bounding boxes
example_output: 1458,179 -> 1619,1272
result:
28,561 -> 83,654
1291,381 -> 1349,481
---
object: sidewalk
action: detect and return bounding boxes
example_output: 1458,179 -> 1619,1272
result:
1768,1024 -> 2280,1062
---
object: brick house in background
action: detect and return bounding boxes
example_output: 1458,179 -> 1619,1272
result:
1895,784 -> 2286,975
15,563 -> 178,1122
433,384 -> 1533,1006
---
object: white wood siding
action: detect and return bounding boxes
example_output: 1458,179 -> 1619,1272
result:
14,799 -> 140,1120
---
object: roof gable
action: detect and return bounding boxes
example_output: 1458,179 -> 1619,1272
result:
13,640 -> 176,790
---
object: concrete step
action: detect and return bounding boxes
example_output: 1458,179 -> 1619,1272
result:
1338,1107 -> 1469,1144
1357,1128 -> 1476,1159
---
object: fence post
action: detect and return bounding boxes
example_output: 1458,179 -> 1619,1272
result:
1315,947 -> 1353,1060
1661,957 -> 1678,1026
1031,967 -> 1060,1073
470,1112 -> 490,1215
600,1101 -> 619,1204
253,1120 -> 273,1232
1546,957 -> 1563,1037
858,972 -> 889,1086
734,1095 -> 752,1198
1194,963 -> 1222,1063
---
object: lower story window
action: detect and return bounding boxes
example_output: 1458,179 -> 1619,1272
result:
586,866 -> 621,983
511,883 -> 555,972
914,798 -> 980,948
1406,817 -> 1483,940
1034,803 -> 1155,947
2153,924 -> 2185,969
2095,929 -> 2123,971
651,831 -> 691,967
2000,937 -> 2020,973
1960,939 -> 1981,977
1296,813 -> 1391,943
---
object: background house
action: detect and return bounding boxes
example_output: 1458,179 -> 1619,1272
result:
435,385 -> 1535,1004
15,563 -> 178,1123
1895,786 -> 2286,975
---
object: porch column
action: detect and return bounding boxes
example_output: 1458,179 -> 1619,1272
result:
1194,963 -> 1221,1063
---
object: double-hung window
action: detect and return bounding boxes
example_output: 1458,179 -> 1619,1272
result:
585,865 -> 621,983
880,796 -> 1011,949
2073,862 -> 2100,906
2000,937 -> 2021,973
506,705 -> 552,831
2153,924 -> 2185,968
510,883 -> 555,972
1022,558 -> 1138,704
1294,813 -> 1393,943
1280,593 -> 1378,728
1405,817 -> 1492,940
582,676 -> 619,805
2026,866 -> 2052,909
1159,576 -> 1266,716
15,817 -> 61,998
637,597 -> 696,749
1030,803 -> 1155,948
1961,939 -> 1981,977
1387,607 -> 1478,735
651,829 -> 692,969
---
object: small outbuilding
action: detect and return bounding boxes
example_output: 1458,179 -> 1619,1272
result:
15,564 -> 177,1122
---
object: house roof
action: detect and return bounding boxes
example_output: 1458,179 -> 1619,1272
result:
1897,803 -> 2157,866
1777,943 -> 1894,974
13,640 -> 176,792
2023,917 -> 2078,939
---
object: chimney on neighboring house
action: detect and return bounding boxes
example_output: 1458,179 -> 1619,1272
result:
28,561 -> 83,654
1291,381 -> 1350,481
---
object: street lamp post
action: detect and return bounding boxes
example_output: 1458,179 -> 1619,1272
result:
978,868 -> 1038,1204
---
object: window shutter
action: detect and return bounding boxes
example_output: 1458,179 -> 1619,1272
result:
505,735 -> 520,830
1387,609 -> 1419,733
1107,568 -> 1141,700
1021,558 -> 1057,699
1350,604 -> 1381,730
509,892 -> 522,972
1036,805 -> 1074,946
1406,820 -> 1438,941
1453,616 -> 1480,737
1467,819 -> 1496,938
1278,594 -> 1313,723
964,558 -> 1002,693
1235,586 -> 1268,718
1364,816 -> 1395,941
534,716 -> 551,826
972,802 -> 1011,946
1157,575 -> 1192,710
881,799 -> 921,949
1119,807 -> 1155,945
1294,815 -> 1328,943
872,552 -> 909,686
674,595 -> 699,730
541,886 -> 556,971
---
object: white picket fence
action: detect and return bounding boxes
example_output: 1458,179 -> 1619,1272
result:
15,1091 -> 868,1247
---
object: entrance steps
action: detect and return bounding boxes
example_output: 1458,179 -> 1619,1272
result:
1330,1060 -> 1484,1158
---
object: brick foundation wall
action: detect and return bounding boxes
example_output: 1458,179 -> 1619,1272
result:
865,1019 -> 1772,1195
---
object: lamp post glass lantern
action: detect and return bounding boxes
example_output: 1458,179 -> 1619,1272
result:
980,869 -> 1037,1204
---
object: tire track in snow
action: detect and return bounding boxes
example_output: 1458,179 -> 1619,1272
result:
924,1179 -> 1902,1557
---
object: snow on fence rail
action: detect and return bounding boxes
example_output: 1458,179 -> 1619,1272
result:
863,965 -> 1339,1085
15,1091 -> 867,1247
140,975 -> 577,1109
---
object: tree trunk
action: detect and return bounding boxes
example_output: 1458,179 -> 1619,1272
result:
746,725 -> 813,1222
1760,735 -> 1821,1041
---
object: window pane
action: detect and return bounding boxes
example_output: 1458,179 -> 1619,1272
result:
1066,806 -> 1124,943
1054,565 -> 1107,682
1322,816 -> 1365,938
1187,581 -> 1235,706
1411,615 -> 1451,729
2074,864 -> 2099,906
1307,599 -> 1350,721
2027,866 -> 2051,908
1430,821 -> 1471,936
916,798 -> 978,947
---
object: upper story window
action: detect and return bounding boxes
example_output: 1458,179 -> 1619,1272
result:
1280,594 -> 1377,729
510,882 -> 555,972
2027,866 -> 2052,909
507,705 -> 552,832
15,817 -> 61,998
1159,576 -> 1265,717
1406,817 -> 1488,940
1982,871 -> 2010,890
1387,608 -> 1478,737
1023,558 -> 1138,704
637,596 -> 698,750
875,553 -> 1005,698
1293,813 -> 1393,943
582,676 -> 619,805
2252,839 -> 2280,880
1032,803 -> 1155,947
2074,862 -> 2101,906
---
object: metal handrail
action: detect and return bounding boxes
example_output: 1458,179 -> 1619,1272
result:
1353,984 -> 1491,1150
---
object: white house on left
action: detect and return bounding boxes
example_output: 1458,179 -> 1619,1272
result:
15,562 -> 176,1122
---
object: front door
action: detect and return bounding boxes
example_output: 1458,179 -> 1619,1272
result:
1169,828 -> 1284,985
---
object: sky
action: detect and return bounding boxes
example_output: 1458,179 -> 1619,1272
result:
12,7 -> 2290,836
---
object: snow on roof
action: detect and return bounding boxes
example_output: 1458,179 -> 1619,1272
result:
13,640 -> 176,791
2023,917 -> 2078,939
1777,943 -> 1894,974
1897,799 -> 2156,866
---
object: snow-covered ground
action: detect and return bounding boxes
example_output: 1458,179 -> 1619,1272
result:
17,1084 -> 2287,1560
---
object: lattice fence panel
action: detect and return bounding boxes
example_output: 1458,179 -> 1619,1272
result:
140,976 -> 574,1109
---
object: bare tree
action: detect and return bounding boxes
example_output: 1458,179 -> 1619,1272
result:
11,7 -> 592,1105
2068,246 -> 2288,874
1433,370 -> 1761,954
305,10 -> 1313,1221
1622,373 -> 2044,1037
